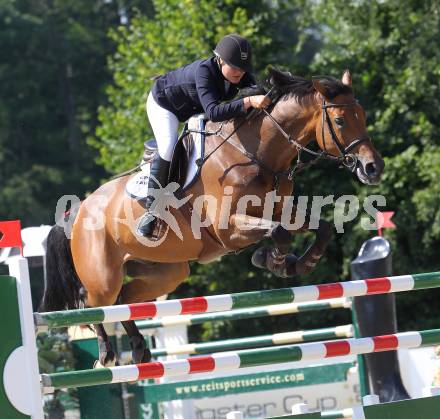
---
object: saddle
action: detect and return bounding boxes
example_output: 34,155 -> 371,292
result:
126,115 -> 225,260
141,114 -> 206,191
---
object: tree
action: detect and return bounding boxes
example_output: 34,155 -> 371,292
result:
90,0 -> 315,173
0,0 -> 151,226
296,0 -> 440,268
295,0 -> 440,328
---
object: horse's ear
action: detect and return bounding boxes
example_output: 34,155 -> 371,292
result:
312,78 -> 328,97
267,67 -> 293,87
342,69 -> 352,86
267,67 -> 278,86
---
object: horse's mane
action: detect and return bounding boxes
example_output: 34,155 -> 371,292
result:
238,67 -> 352,101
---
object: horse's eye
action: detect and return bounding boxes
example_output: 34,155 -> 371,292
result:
334,117 -> 344,127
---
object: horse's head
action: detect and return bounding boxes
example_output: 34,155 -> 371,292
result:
312,71 -> 384,185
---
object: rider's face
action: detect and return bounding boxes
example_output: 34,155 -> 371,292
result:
220,59 -> 245,84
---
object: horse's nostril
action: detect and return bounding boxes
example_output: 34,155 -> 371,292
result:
365,162 -> 378,177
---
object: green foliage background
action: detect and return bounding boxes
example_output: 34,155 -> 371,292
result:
1,0 -> 440,349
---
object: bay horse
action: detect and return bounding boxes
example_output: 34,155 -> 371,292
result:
41,68 -> 384,367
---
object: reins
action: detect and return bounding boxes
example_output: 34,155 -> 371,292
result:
193,88 -> 275,168
188,86 -> 370,191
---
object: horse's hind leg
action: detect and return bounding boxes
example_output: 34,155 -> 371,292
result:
72,242 -> 125,367
120,261 -> 190,303
293,215 -> 332,275
118,261 -> 190,363
120,320 -> 152,364
95,324 -> 118,367
86,271 -> 123,367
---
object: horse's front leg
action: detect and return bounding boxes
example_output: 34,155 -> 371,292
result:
292,215 -> 333,275
228,213 -> 296,277
227,214 -> 277,247
252,213 -> 332,277
251,224 -> 298,277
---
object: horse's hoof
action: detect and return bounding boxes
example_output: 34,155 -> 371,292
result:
270,225 -> 291,254
94,357 -> 118,369
251,246 -> 270,269
130,335 -> 152,364
141,348 -> 152,363
132,348 -> 152,364
98,351 -> 118,368
93,360 -> 104,369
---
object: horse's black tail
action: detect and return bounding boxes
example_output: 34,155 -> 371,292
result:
39,225 -> 83,312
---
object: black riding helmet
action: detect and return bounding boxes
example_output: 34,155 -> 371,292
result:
214,34 -> 253,73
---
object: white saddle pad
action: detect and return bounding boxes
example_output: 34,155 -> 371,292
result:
126,114 -> 205,200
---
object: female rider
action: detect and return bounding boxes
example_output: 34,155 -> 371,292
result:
138,33 -> 271,237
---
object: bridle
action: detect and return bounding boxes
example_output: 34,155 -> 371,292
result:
192,92 -> 370,190
263,98 -> 370,175
320,99 -> 370,171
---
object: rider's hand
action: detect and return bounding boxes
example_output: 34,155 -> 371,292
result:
244,95 -> 272,110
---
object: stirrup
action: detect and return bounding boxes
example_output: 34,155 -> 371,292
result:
136,212 -> 157,237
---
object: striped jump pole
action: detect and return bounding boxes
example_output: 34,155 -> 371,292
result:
134,298 -> 351,330
41,328 -> 440,391
123,325 -> 354,358
35,271 -> 440,330
321,410 -> 352,418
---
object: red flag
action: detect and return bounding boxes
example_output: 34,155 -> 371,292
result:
0,220 -> 23,254
375,211 -> 396,236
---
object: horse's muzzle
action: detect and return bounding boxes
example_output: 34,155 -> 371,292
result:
355,156 -> 384,185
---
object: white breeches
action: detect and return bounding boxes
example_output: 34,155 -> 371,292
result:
146,92 -> 179,162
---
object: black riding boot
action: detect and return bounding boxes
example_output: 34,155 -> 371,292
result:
136,155 -> 170,237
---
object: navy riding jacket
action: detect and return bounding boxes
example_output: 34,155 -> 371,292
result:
151,57 -> 256,123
